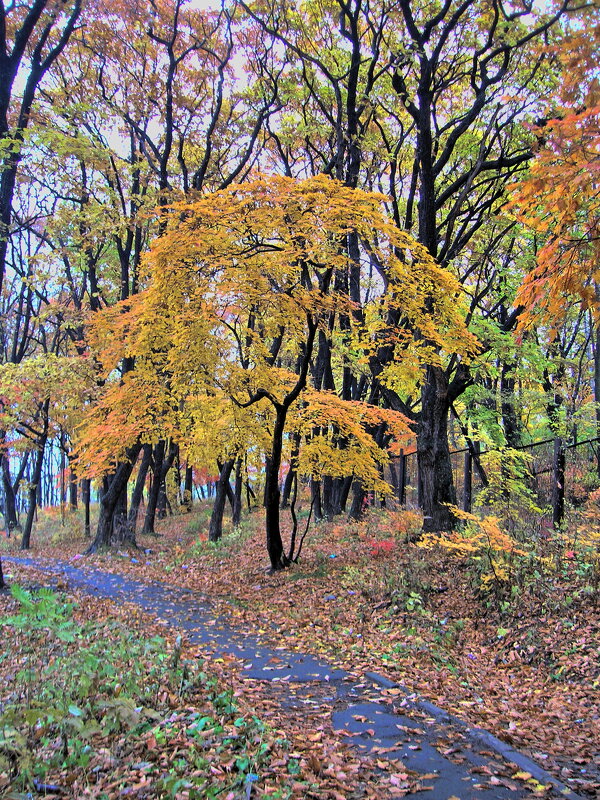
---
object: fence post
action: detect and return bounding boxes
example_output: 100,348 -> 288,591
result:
398,448 -> 406,506
552,436 -> 565,528
463,448 -> 473,512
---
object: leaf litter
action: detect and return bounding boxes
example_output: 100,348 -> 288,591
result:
3,504 -> 600,797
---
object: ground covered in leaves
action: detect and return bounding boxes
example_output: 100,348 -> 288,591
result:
2,502 -> 600,797
0,569 -> 413,800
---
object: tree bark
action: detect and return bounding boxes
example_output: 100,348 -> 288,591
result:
311,478 -> 323,521
82,478 -> 91,537
125,444 -> 152,543
418,366 -> 457,532
1,450 -> 19,534
86,443 -> 142,553
264,408 -> 289,570
21,431 -> 48,550
183,464 -> 194,511
142,441 -> 165,535
348,479 -> 366,520
69,469 -> 78,511
208,459 -> 234,542
280,433 -> 300,509
232,458 -> 243,526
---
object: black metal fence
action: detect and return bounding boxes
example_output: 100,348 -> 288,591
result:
389,435 -> 600,525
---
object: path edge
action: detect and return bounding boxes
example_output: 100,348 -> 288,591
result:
364,671 -> 583,800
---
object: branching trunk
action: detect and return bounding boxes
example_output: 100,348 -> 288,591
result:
86,443 -> 142,553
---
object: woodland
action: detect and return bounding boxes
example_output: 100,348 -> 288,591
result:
0,0 -> 600,796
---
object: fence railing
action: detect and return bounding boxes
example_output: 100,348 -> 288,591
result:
389,435 -> 600,525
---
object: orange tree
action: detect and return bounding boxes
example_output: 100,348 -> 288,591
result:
77,174 -> 476,568
511,8 -> 600,330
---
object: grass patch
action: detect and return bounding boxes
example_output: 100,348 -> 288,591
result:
0,586 -> 286,798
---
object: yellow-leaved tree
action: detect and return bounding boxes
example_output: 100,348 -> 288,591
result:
78,175 -> 475,568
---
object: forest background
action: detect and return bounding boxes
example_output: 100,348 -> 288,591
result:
1,0 -> 600,797
0,0 -> 598,563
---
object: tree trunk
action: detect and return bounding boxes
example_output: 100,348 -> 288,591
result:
348,479 -> 366,520
232,458 -> 243,526
311,478 -> 323,521
418,366 -> 457,532
143,441 -> 165,535
500,362 -> 522,448
183,464 -> 193,511
125,444 -> 151,544
21,433 -> 48,550
1,449 -> 19,534
157,480 -> 167,519
208,459 -> 234,542
69,469 -> 78,511
264,408 -> 290,571
82,478 -> 91,537
86,443 -> 142,553
111,484 -> 128,544
280,433 -> 300,508
143,440 -> 177,534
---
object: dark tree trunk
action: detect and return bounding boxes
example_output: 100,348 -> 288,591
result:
125,444 -> 151,544
82,478 -> 91,537
21,432 -> 48,550
339,475 -> 353,511
245,477 -> 256,510
0,556 -> 4,589
86,443 -> 142,553
1,449 -> 19,533
232,458 -> 243,526
500,362 -> 522,448
144,441 -> 177,533
183,464 -> 194,511
208,459 -> 234,542
348,479 -> 366,520
418,366 -> 457,532
280,433 -> 300,509
311,478 -> 323,521
143,441 -> 165,535
264,408 -> 289,571
552,437 -> 565,528
157,480 -> 168,519
111,484 -> 128,544
69,469 -> 78,511
224,472 -> 236,515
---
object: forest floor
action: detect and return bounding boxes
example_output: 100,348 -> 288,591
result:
1,504 -> 599,798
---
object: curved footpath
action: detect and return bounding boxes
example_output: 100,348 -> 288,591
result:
5,556 -> 583,800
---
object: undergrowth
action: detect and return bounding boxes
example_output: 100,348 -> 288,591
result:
0,587 -> 281,798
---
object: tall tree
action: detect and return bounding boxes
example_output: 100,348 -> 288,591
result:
76,175 -> 474,567
0,0 -> 81,297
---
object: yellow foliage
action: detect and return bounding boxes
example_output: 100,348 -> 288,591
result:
78,174 -> 476,484
418,507 -> 527,592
